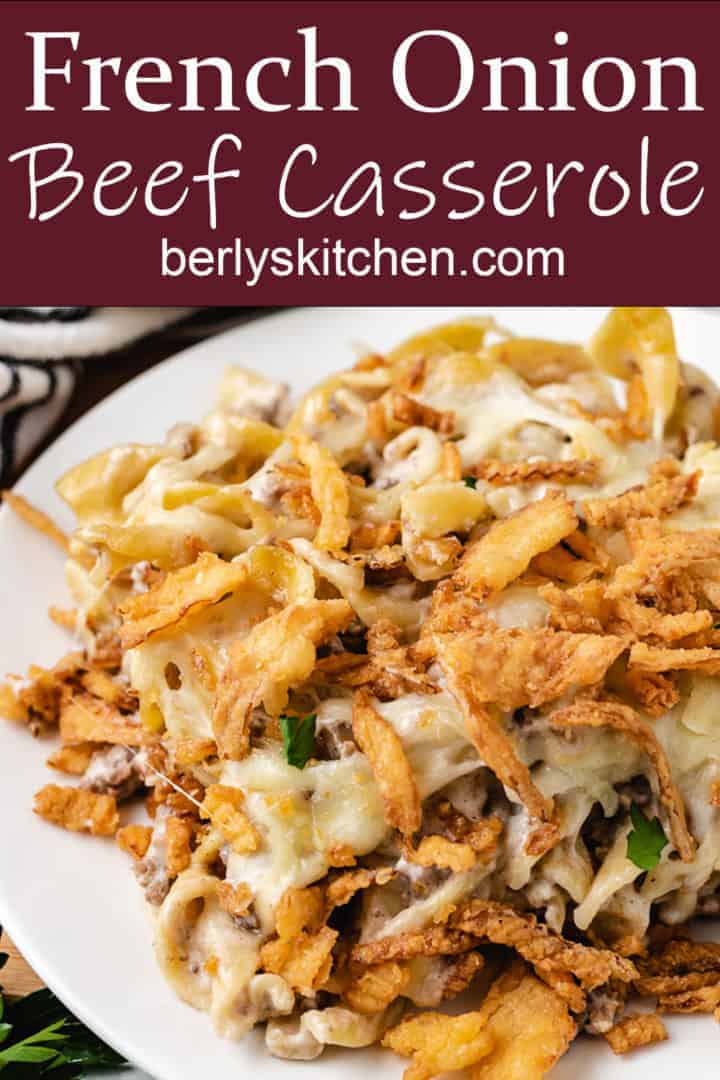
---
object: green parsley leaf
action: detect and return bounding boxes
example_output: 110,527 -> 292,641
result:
0,1019 -> 67,1070
0,938 -> 127,1078
626,804 -> 668,871
463,476 -> 477,489
280,714 -> 316,769
0,1043 -> 62,1065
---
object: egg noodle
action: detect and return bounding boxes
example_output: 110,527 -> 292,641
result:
7,307 -> 720,1076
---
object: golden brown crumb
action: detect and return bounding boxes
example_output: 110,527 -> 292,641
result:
116,823 -> 153,859
325,867 -> 394,914
604,1013 -> 667,1054
173,737 -> 217,767
200,785 -> 260,854
326,843 -> 357,867
350,520 -> 402,552
531,544 -> 597,585
382,1008 -> 494,1080
635,971 -> 720,996
344,961 -> 410,1015
165,815 -> 194,876
261,925 -> 338,993
34,783 -> 118,836
468,961 -> 577,1076
46,742 -> 95,775
217,880 -> 253,918
407,835 -> 478,872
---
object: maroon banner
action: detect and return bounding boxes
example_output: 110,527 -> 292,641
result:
0,0 -> 718,303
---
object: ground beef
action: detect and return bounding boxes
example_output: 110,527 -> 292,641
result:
82,745 -> 143,800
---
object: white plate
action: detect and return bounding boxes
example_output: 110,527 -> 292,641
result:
2,307 -> 720,1080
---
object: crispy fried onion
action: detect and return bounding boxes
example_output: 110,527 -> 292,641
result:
344,961 -> 411,1015
318,619 -> 437,700
352,926 -> 480,966
352,689 -> 421,837
531,544 -> 598,585
292,433 -> 350,551
116,823 -> 153,859
34,783 -> 118,836
538,581 -> 605,634
629,642 -> 720,675
455,493 -> 578,599
605,528 -> 720,640
621,668 -> 680,718
604,1013 -> 667,1054
636,937 -> 720,990
382,1010 -> 494,1080
407,835 -> 482,874
2,490 -> 69,552
634,938 -> 720,1014
383,958 -> 576,1080
0,653 -> 87,734
350,520 -> 402,552
325,866 -> 395,914
390,392 -> 454,435
216,881 -> 254,918
657,984 -> 720,1014
119,552 -> 248,648
449,899 -> 637,1005
407,814 -> 503,874
47,742 -> 96,775
436,662 -> 553,830
547,699 -> 695,861
435,625 -> 628,711
260,884 -> 338,993
474,962 -> 577,1078
213,598 -> 353,759
469,458 -> 600,486
199,784 -> 261,854
583,467 -> 699,530
59,689 -> 154,746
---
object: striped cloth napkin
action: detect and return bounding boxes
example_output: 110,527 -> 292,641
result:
0,307 -> 194,482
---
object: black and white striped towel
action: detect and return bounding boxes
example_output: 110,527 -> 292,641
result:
0,307 -> 193,482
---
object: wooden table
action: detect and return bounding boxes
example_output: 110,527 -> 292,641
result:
3,305 -> 266,996
2,936 -> 44,996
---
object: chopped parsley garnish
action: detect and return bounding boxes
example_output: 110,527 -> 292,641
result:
463,476 -> 477,489
626,804 -> 668,871
280,713 -> 317,769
